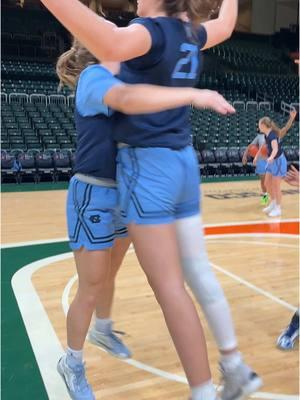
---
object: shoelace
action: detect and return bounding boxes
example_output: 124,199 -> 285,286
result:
110,330 -> 126,345
73,363 -> 90,392
112,329 -> 126,336
218,366 -> 238,395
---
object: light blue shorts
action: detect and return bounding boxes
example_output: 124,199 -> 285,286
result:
67,176 -> 128,251
265,153 -> 287,177
255,157 -> 267,175
117,145 -> 201,225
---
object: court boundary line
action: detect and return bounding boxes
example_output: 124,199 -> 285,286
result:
60,240 -> 298,399
11,254 -> 72,400
3,218 -> 299,248
11,236 -> 299,400
207,239 -> 298,249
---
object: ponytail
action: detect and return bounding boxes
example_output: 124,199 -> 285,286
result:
259,117 -> 281,137
161,0 -> 222,24
184,0 -> 222,23
56,39 -> 98,90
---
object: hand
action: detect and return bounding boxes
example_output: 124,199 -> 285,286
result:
267,157 -> 274,164
290,109 -> 297,120
192,90 -> 236,115
242,153 -> 248,165
284,165 -> 300,187
253,156 -> 258,166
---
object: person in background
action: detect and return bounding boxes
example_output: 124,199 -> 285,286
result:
277,164 -> 299,350
254,110 -> 297,217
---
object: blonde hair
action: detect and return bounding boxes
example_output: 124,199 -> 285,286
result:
259,117 -> 281,137
56,0 -> 104,90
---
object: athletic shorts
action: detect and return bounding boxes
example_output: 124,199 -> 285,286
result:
255,157 -> 267,175
265,153 -> 287,177
67,176 -> 128,251
117,145 -> 201,225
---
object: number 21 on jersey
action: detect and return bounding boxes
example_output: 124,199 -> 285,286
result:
172,43 -> 199,80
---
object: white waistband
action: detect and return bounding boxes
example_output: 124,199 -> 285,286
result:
74,173 -> 117,188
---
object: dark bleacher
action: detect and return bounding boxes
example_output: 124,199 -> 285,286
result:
1,25 -> 299,183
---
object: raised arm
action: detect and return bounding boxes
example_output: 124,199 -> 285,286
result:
104,86 -> 235,115
279,110 -> 297,139
40,0 -> 151,61
202,0 -> 238,50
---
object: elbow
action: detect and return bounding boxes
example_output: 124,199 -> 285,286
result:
111,86 -> 137,114
219,16 -> 236,41
222,26 -> 234,41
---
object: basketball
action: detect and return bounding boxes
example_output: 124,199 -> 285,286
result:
2,1 -> 299,399
248,144 -> 259,158
261,144 -> 268,158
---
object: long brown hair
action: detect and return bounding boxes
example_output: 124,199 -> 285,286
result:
259,117 -> 281,137
162,0 -> 222,23
56,0 -> 104,90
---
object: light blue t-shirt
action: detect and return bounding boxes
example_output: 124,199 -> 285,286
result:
76,64 -> 122,117
74,64 -> 123,180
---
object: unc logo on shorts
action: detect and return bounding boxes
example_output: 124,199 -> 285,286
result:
89,215 -> 101,224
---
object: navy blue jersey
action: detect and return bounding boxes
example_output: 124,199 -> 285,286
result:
74,65 -> 122,180
265,131 -> 283,159
113,17 -> 207,149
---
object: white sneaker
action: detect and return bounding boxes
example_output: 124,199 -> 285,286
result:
263,201 -> 276,214
220,361 -> 263,400
268,206 -> 281,217
57,355 -> 95,400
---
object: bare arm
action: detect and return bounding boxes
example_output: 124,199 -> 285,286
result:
202,0 -> 238,50
253,145 -> 264,166
104,86 -> 235,115
268,140 -> 278,162
242,145 -> 251,165
40,0 -> 151,61
279,110 -> 297,139
243,136 -> 259,164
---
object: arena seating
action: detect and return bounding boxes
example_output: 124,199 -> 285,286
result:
1,28 -> 299,183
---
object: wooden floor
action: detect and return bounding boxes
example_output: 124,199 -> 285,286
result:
2,180 -> 299,400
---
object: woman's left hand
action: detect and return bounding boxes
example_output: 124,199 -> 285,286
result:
267,157 -> 274,163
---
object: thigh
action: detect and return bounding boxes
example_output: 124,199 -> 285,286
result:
74,247 -> 112,289
176,147 -> 200,220
128,223 -> 185,291
117,147 -> 182,225
264,172 -> 273,188
110,237 -> 131,277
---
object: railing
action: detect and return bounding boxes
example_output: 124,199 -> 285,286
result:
2,92 -> 76,107
30,94 -> 48,105
281,101 -> 299,115
48,95 -> 66,105
9,93 -> 29,104
246,101 -> 258,111
233,101 -> 245,111
1,92 -> 8,102
258,102 -> 271,111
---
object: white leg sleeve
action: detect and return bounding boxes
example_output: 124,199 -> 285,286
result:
175,214 -> 238,351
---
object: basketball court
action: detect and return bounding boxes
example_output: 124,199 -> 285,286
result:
2,179 -> 299,400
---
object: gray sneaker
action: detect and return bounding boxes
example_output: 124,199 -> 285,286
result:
88,327 -> 132,359
57,355 -> 95,400
220,362 -> 263,400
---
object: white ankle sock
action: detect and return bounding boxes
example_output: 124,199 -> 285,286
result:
95,318 -> 113,335
191,380 -> 217,400
221,351 -> 242,371
66,347 -> 83,366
